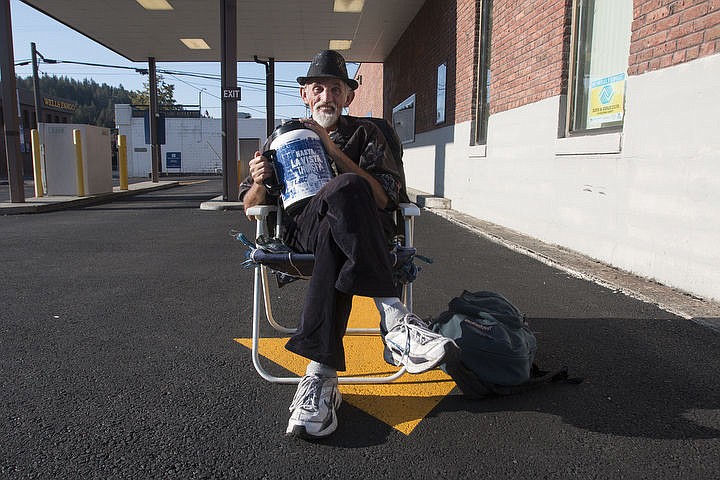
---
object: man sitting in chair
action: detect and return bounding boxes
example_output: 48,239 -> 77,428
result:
239,50 -> 458,440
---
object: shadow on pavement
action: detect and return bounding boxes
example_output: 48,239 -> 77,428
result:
300,314 -> 720,448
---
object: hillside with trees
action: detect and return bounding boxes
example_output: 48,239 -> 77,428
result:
15,75 -> 177,128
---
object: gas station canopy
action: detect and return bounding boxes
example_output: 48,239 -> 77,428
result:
20,0 -> 425,63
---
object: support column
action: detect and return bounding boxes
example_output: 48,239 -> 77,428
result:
254,56 -> 276,138
267,58 -> 275,136
0,0 -> 25,203
148,57 -> 160,183
220,0 -> 239,201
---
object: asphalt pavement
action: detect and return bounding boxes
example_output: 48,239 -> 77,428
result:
1,177 -> 719,479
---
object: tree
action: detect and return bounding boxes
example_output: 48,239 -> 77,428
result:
128,74 -> 179,109
15,75 -> 133,128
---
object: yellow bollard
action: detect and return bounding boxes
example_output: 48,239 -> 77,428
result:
72,129 -> 86,197
118,134 -> 128,191
30,129 -> 44,198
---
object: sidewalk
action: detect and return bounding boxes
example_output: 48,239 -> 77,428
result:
0,180 -> 180,214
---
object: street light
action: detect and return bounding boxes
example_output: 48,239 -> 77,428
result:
198,88 -> 207,141
198,88 -> 207,116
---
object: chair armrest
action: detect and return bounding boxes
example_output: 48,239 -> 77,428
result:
245,205 -> 278,220
245,205 -> 278,238
398,202 -> 421,217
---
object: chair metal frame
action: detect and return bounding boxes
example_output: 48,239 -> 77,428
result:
245,202 -> 421,384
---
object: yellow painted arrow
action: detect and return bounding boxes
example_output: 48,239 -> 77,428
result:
235,296 -> 457,435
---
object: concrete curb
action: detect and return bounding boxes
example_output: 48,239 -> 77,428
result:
0,181 -> 180,214
406,188 -> 451,209
199,195 -> 244,211
198,188 -> 450,212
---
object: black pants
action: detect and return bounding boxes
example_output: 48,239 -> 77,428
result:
283,173 -> 397,371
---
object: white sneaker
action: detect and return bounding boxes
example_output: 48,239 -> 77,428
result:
286,374 -> 342,439
384,313 -> 459,374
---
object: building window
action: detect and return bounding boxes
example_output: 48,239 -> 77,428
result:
568,0 -> 633,132
392,94 -> 416,144
473,0 -> 493,144
436,62 -> 447,124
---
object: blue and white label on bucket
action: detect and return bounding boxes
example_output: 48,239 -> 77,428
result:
273,132 -> 333,209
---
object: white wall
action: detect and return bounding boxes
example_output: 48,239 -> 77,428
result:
402,54 -> 720,302
114,105 -> 268,177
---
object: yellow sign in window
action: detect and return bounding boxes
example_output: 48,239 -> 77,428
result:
588,73 -> 626,127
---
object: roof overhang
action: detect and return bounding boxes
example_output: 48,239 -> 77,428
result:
20,0 -> 425,63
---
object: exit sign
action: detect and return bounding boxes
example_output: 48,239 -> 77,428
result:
222,88 -> 241,101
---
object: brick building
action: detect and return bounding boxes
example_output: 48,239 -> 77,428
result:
0,88 -> 76,177
349,0 -> 720,302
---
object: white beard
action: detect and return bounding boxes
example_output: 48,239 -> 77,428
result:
312,104 -> 340,129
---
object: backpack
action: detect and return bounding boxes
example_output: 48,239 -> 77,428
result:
432,290 -> 581,399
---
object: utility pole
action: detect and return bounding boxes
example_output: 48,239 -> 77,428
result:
30,42 -> 46,196
31,42 -> 43,129
0,0 -> 25,202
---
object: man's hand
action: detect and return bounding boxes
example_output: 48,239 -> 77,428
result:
301,118 -> 389,209
243,150 -> 273,217
300,119 -> 335,153
301,117 -> 349,171
248,150 -> 273,186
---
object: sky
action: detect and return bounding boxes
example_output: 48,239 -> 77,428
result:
8,0 -> 357,121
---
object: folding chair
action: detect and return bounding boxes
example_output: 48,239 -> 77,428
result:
235,117 -> 423,385
238,201 -> 422,385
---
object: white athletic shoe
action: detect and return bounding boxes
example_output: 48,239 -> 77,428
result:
384,313 -> 459,374
286,374 -> 342,440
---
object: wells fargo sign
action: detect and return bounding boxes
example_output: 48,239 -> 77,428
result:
42,97 -> 77,113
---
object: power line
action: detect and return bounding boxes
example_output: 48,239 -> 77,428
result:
22,56 -> 302,89
15,49 -> 312,118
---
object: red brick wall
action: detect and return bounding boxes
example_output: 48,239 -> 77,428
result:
455,0 -> 481,123
385,0 -> 462,133
629,0 -> 719,75
347,63 -> 384,119
383,0 -> 572,124
376,0 -> 718,131
490,0 -> 571,114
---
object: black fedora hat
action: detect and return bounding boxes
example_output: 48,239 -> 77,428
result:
297,50 -> 359,90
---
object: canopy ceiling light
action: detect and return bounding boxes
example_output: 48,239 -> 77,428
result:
333,0 -> 365,13
136,0 -> 173,10
329,40 -> 352,50
180,38 -> 211,50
